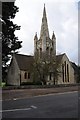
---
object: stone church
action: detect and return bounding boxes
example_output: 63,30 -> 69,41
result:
7,5 -> 78,86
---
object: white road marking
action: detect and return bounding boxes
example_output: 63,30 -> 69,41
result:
1,105 -> 37,113
13,98 -> 17,100
30,105 -> 37,109
0,107 -> 31,113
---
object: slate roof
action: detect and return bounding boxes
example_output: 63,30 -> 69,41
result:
14,53 -> 78,72
14,54 -> 34,71
70,62 -> 78,74
56,53 -> 65,63
14,53 -> 65,71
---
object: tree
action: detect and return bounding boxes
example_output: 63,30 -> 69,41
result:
32,52 -> 61,85
2,2 -> 22,81
33,57 -> 50,85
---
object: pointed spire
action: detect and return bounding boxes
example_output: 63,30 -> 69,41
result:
43,3 -> 46,19
52,31 -> 56,39
40,4 -> 49,39
34,32 -> 38,40
44,3 -> 45,7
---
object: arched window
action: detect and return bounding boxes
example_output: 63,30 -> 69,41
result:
24,72 -> 27,79
50,48 -> 53,56
50,73 -> 52,80
28,72 -> 30,79
67,64 -> 69,82
52,41 -> 54,46
40,48 -> 42,58
62,64 -> 64,82
64,61 -> 66,82
46,47 -> 49,56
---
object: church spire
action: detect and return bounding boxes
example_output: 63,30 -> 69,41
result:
43,4 -> 46,19
34,4 -> 56,58
40,4 -> 49,39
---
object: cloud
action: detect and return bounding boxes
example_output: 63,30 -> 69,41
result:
13,0 -> 78,64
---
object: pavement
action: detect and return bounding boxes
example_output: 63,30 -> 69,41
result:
2,86 -> 78,100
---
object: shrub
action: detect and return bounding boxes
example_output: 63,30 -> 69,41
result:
21,81 -> 42,85
34,81 -> 42,85
21,82 -> 35,85
0,82 -> 6,87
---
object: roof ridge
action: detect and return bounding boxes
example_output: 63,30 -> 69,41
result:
15,53 -> 33,57
56,53 -> 65,57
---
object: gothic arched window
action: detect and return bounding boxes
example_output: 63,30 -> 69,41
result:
62,64 -> 64,82
40,48 -> 42,58
28,72 -> 30,79
50,73 -> 52,80
24,72 -> 27,79
46,47 -> 49,57
67,64 -> 69,82
50,48 -> 53,56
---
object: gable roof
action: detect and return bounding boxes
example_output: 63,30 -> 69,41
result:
70,62 -> 78,74
14,54 -> 34,71
56,53 -> 65,63
14,53 -> 77,72
14,53 -> 65,71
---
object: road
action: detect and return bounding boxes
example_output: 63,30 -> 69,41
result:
2,91 -> 78,118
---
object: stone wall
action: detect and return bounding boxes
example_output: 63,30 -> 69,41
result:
7,55 -> 20,85
20,71 -> 32,83
57,54 -> 75,84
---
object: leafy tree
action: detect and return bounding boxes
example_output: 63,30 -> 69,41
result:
2,2 -> 22,81
32,52 -> 61,85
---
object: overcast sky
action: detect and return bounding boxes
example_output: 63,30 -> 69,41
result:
13,0 -> 79,65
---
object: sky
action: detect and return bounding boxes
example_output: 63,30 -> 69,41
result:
13,0 -> 79,65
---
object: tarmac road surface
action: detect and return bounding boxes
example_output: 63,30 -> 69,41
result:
2,91 -> 79,118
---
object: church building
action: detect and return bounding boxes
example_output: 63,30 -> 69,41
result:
7,5 -> 78,86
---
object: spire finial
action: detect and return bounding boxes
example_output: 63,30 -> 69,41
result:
52,31 -> 56,39
34,32 -> 38,40
44,3 -> 45,7
36,32 -> 37,35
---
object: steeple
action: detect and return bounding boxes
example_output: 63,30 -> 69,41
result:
34,4 -> 56,59
40,4 -> 49,39
43,4 -> 46,19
